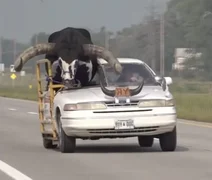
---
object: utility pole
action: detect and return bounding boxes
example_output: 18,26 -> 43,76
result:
0,37 -> 2,63
105,29 -> 109,50
160,13 -> 165,76
35,34 -> 38,44
147,0 -> 156,72
13,39 -> 16,63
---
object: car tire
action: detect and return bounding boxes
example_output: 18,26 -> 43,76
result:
159,126 -> 177,152
57,111 -> 76,153
43,138 -> 57,149
138,136 -> 154,147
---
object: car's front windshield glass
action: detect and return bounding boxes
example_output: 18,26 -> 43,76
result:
99,62 -> 158,87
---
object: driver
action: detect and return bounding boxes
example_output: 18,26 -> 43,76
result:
117,68 -> 143,83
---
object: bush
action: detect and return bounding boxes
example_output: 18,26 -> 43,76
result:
173,93 -> 212,122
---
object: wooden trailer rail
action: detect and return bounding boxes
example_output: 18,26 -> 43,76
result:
36,59 -> 64,140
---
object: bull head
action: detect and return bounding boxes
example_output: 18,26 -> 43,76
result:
57,58 -> 80,87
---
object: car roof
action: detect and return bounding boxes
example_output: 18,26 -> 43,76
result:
98,58 -> 145,65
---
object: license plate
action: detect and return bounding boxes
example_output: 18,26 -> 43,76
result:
115,120 -> 134,130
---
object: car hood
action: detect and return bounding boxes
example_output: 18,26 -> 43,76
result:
56,85 -> 173,104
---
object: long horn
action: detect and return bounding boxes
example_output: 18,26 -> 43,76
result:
98,66 -> 115,97
97,66 -> 145,97
82,44 -> 123,74
14,43 -> 56,72
129,78 -> 145,96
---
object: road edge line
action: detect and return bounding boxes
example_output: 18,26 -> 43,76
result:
178,119 -> 212,128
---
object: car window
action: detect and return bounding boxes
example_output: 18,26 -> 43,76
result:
90,63 -> 158,86
105,63 -> 157,86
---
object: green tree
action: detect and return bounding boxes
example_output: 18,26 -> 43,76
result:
164,0 -> 212,78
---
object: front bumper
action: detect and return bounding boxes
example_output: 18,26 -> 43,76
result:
61,107 -> 177,138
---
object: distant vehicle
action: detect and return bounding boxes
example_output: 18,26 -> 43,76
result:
37,58 -> 177,153
0,63 -> 4,72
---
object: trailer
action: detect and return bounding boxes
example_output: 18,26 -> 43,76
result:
36,59 -> 63,149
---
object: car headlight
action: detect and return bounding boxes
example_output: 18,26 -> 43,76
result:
138,99 -> 175,108
63,102 -> 107,111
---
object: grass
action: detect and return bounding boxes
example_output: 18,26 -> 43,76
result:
0,74 -> 212,122
0,87 -> 37,101
173,93 -> 212,122
0,73 -> 41,101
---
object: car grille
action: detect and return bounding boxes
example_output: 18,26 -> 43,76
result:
87,126 -> 159,134
93,109 -> 152,113
105,100 -> 139,107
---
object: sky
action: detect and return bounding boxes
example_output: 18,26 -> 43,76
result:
0,0 -> 168,43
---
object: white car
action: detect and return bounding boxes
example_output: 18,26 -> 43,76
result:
46,58 -> 177,153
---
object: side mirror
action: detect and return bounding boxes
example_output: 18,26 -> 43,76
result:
164,77 -> 173,85
155,76 -> 163,83
155,76 -> 172,91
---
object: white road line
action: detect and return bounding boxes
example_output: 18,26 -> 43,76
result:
0,160 -> 33,180
27,112 -> 38,115
0,97 -> 36,104
8,108 -> 17,111
178,120 -> 212,128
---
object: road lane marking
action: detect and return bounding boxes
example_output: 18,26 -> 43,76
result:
8,108 -> 17,111
0,97 -> 36,104
27,112 -> 38,115
0,160 -> 33,180
178,120 -> 212,128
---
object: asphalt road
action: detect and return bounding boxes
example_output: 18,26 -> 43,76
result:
0,97 -> 212,180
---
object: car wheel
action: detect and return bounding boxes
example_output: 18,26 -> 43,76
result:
159,126 -> 177,152
57,111 -> 76,153
43,138 -> 57,149
138,136 -> 154,147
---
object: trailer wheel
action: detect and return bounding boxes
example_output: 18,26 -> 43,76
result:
43,138 -> 57,149
57,111 -> 76,153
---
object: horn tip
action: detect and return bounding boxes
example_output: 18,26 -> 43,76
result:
115,63 -> 123,74
14,58 -> 23,72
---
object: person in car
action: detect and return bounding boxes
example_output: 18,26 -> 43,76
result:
117,68 -> 143,83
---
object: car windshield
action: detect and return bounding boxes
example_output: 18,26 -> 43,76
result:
91,62 -> 158,87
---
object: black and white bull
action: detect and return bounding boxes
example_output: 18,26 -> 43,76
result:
44,27 -> 98,87
13,27 -> 144,97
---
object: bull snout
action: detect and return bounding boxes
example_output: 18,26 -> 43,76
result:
63,79 -> 79,88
